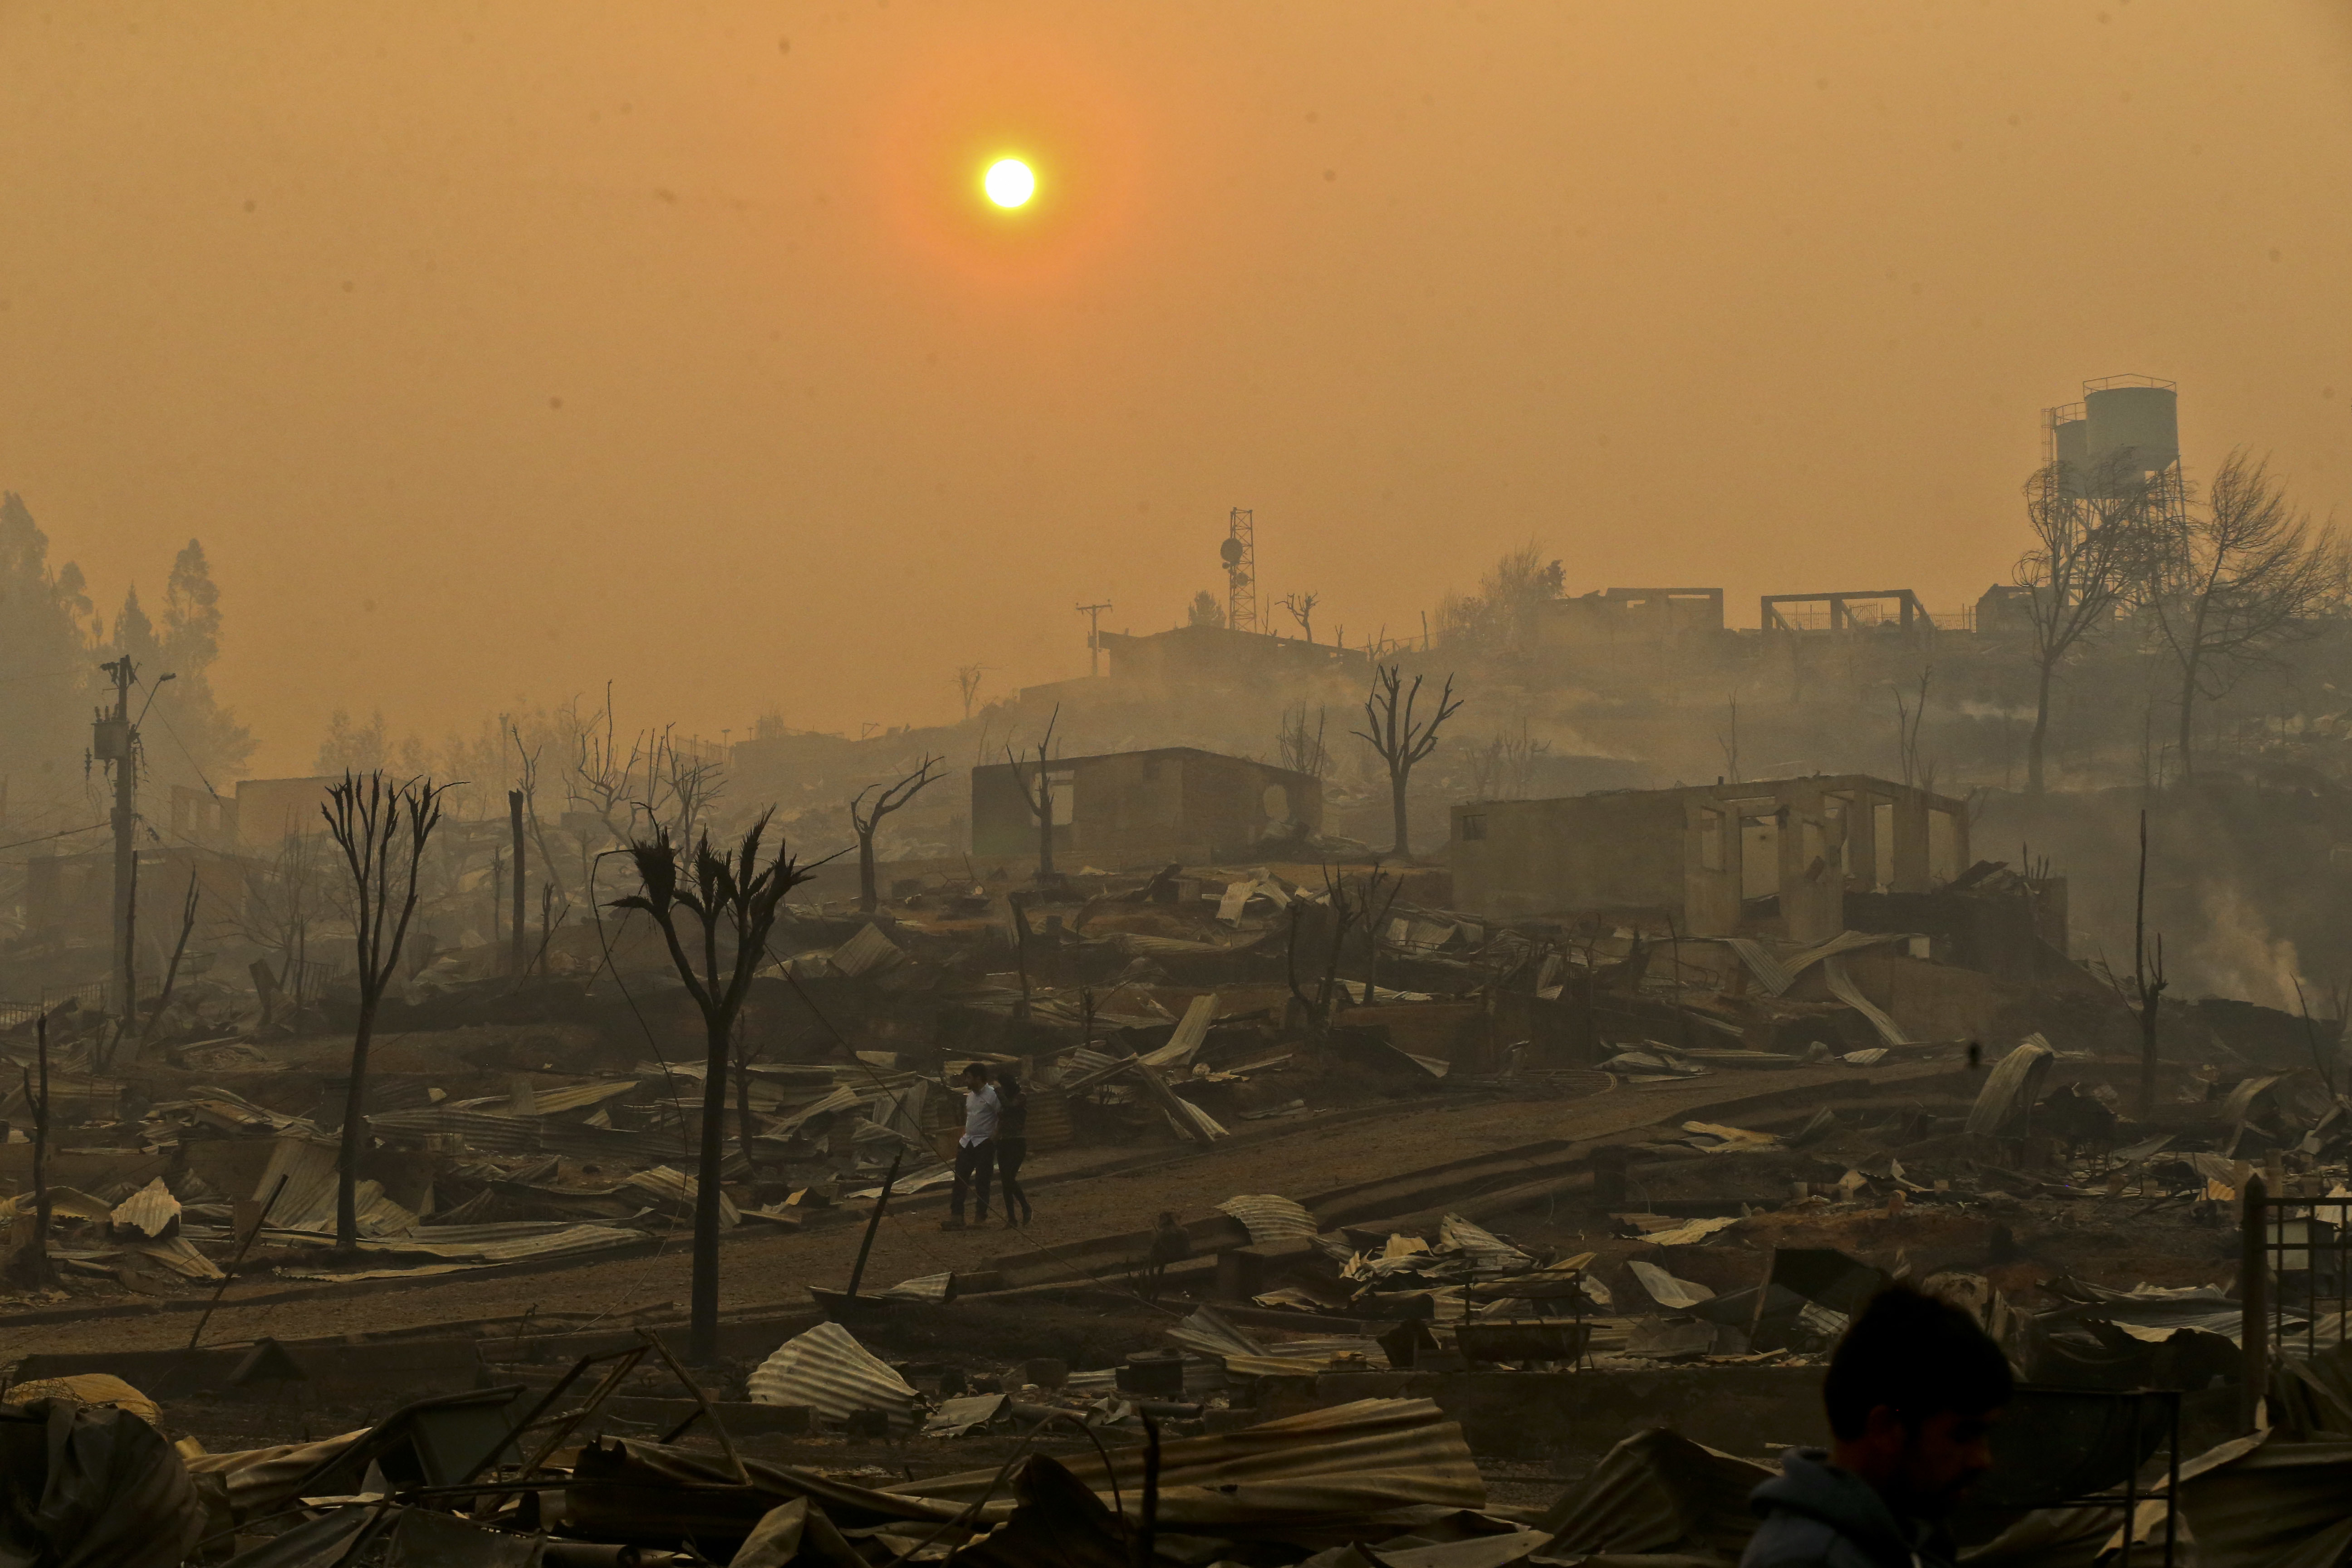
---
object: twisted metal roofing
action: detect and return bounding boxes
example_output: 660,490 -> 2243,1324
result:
747,1322 -> 924,1430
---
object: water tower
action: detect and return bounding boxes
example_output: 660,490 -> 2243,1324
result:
2082,375 -> 2179,479
2045,374 -> 2179,495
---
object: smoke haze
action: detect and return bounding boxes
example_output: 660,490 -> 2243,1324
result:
2,3 -> 2349,768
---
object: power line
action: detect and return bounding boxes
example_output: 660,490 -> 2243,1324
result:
141,684 -> 223,800
0,821 -> 109,855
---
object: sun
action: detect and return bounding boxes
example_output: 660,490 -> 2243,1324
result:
983,157 -> 1036,209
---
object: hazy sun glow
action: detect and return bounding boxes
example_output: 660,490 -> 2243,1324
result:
983,157 -> 1036,207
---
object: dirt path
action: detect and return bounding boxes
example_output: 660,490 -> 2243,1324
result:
0,1060 -> 1960,1361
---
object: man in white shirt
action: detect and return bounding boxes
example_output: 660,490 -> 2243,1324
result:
941,1062 -> 999,1230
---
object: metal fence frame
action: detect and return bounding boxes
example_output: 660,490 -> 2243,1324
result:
2241,1176 -> 2352,1424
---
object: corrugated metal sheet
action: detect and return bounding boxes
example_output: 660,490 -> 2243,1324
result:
881,1270 -> 955,1303
253,1220 -> 646,1263
1719,938 -> 1795,995
250,1137 -> 417,1237
1968,1036 -> 2054,1135
368,1107 -> 682,1164
1784,928 -> 1907,980
830,923 -> 906,979
621,1165 -> 740,1226
185,1084 -> 320,1135
0,1187 -> 110,1222
2175,1432 -> 2349,1568
2,1374 -> 163,1428
1536,1426 -> 1773,1559
843,1164 -> 955,1200
1823,956 -> 1911,1047
747,1322 -> 924,1429
896,1396 -> 1485,1526
1438,1215 -> 1533,1274
1217,1194 -> 1316,1245
131,1236 -> 224,1279
767,1085 -> 861,1142
252,1135 -> 336,1227
184,1431 -> 371,1524
1629,1259 -> 1713,1310
1024,1087 -> 1073,1152
109,1177 -> 181,1239
1168,1305 -> 1267,1361
1141,993 -> 1220,1068
446,1079 -> 639,1117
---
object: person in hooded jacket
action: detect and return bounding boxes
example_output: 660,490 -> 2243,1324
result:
1742,1284 -> 2012,1568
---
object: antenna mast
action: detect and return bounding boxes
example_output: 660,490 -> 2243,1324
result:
1220,508 -> 1260,633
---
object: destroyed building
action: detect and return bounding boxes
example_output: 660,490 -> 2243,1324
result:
1450,774 -> 1970,942
970,745 -> 1324,869
1093,622 -> 1371,687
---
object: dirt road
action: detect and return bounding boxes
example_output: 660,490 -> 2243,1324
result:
0,1059 -> 1963,1361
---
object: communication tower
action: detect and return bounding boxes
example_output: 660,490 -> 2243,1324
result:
1220,507 -> 1260,633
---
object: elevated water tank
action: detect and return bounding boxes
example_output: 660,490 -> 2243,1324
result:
2049,408 -> 2090,476
2083,377 -> 2178,477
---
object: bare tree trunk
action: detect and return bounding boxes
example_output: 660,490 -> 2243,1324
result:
13,1019 -> 52,1286
2027,659 -> 2054,794
692,1009 -> 731,1360
335,1007 -> 378,1251
733,1019 -> 760,1184
858,830 -> 878,913
1389,771 -> 1410,858
2134,809 -> 2165,1119
2176,659 -> 2200,783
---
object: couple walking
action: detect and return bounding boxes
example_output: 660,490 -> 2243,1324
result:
939,1061 -> 1033,1230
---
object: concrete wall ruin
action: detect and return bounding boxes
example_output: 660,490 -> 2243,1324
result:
970,746 -> 1324,870
1452,774 -> 1970,941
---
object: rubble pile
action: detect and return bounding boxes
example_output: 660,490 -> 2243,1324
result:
8,818 -> 2352,1563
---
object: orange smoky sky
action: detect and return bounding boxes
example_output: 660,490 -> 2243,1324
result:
2,2 -> 2349,773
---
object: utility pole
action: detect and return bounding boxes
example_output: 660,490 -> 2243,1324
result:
95,658 -> 137,1040
1076,602 -> 1112,677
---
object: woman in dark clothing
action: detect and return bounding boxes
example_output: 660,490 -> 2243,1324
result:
994,1072 -> 1034,1228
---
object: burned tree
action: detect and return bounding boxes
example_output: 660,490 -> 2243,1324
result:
136,869 -> 204,1050
2132,809 -> 2168,1119
1005,706 -> 1063,883
1279,590 -> 1319,643
321,772 -> 449,1253
7,1018 -> 51,1287
1352,664 -> 1462,858
953,664 -> 987,721
613,813 -> 815,1360
2144,451 -> 2347,778
2014,453 -> 2154,793
850,755 -> 944,911
1276,705 -> 1332,781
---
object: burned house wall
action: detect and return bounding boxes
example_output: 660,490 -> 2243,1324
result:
1452,792 -> 1688,921
1455,775 -> 1968,940
970,748 -> 1323,870
1068,750 -> 1188,867
970,762 -> 1062,862
1179,752 -> 1322,860
232,774 -> 342,848
1537,588 -> 1726,655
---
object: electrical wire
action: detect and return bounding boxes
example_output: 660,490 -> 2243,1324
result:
0,821 -> 108,854
139,681 -> 224,801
